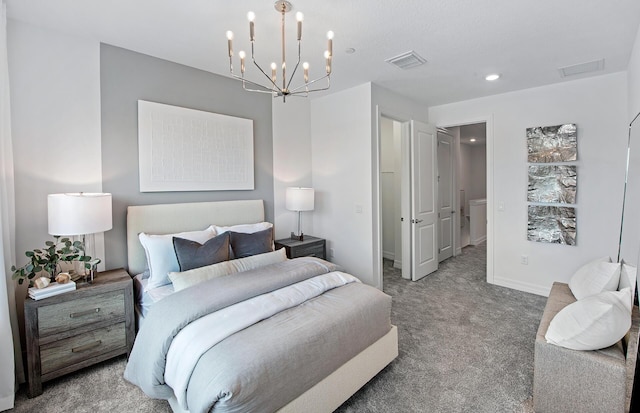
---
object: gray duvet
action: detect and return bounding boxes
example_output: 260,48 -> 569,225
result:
124,257 -> 392,413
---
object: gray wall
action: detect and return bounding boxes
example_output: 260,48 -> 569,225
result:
100,44 -> 273,270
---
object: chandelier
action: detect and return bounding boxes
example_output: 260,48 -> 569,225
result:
225,1 -> 333,102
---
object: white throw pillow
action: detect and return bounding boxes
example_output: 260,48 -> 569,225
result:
619,260 -> 638,306
169,248 -> 287,292
568,256 -> 621,300
545,288 -> 632,351
139,226 -> 216,291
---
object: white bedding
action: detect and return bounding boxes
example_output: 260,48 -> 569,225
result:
165,271 -> 360,411
133,273 -> 175,318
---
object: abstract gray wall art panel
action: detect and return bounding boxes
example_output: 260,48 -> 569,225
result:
527,123 -> 577,162
527,165 -> 577,204
527,205 -> 576,245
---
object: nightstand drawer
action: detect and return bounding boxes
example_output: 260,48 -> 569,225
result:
293,243 -> 325,258
37,290 -> 125,336
40,322 -> 126,375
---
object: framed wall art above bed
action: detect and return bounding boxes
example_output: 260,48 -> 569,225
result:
137,100 -> 255,192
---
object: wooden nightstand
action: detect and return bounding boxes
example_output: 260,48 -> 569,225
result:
24,268 -> 134,397
275,236 -> 326,260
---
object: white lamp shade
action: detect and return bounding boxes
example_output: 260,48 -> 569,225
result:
286,187 -> 314,211
48,193 -> 113,236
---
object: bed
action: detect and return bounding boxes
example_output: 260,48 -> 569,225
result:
123,199 -> 398,413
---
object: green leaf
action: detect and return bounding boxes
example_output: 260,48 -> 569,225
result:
18,278 -> 24,285
45,241 -> 54,247
26,264 -> 34,272
25,251 -> 34,257
10,265 -> 16,271
33,265 -> 42,273
60,237 -> 69,243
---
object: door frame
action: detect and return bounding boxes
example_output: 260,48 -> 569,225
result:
435,115 -> 494,285
373,106 -> 414,290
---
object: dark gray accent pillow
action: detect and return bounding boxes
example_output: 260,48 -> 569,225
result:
229,228 -> 273,259
173,232 -> 230,272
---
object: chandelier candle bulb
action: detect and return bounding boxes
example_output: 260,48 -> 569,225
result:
271,62 -> 277,83
226,31 -> 233,57
296,12 -> 303,41
239,51 -> 246,73
303,62 -> 309,83
327,31 -> 334,56
248,11 -> 256,41
324,50 -> 331,74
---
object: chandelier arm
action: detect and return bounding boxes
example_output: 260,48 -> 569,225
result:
285,41 -> 302,91
228,71 -> 277,93
250,42 -> 282,92
288,74 -> 331,94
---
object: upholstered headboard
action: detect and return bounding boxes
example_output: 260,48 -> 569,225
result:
126,200 -> 265,275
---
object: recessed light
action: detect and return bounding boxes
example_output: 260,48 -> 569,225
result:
485,73 -> 500,81
345,48 -> 356,54
470,138 -> 477,142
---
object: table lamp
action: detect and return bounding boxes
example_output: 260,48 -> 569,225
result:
286,187 -> 314,241
48,193 -> 113,282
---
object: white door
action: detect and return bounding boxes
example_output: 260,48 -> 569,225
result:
410,120 -> 438,281
438,131 -> 454,262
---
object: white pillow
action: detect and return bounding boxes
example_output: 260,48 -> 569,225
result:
212,222 -> 273,235
568,256 -> 621,300
139,226 -> 216,291
169,248 -> 287,292
545,288 -> 632,351
619,260 -> 637,306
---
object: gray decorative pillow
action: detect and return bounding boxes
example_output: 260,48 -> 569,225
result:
229,228 -> 273,259
173,232 -> 230,272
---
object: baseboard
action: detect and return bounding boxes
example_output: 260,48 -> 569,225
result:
382,251 -> 395,261
393,260 -> 402,270
455,248 -> 462,256
470,235 -> 487,246
491,276 -> 549,297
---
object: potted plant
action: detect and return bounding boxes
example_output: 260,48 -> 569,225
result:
11,236 -> 92,287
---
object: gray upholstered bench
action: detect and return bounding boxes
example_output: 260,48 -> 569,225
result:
533,282 -> 640,413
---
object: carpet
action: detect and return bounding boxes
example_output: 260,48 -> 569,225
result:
336,244 -> 545,412
10,243 -> 546,412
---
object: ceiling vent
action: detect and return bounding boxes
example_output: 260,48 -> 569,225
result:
558,59 -> 605,78
385,51 -> 427,70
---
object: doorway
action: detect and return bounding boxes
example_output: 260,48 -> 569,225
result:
379,115 -> 438,282
442,123 -> 487,255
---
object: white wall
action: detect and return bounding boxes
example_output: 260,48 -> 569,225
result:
430,72 -> 628,296
469,144 -> 487,201
629,25 -> 640,120
272,99 -> 312,240
8,20 -> 103,256
310,84 -> 373,283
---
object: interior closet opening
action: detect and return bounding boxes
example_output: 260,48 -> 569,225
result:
443,123 -> 487,254
380,115 -> 404,270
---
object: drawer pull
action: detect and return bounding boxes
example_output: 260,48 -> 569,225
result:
69,308 -> 100,318
71,340 -> 102,353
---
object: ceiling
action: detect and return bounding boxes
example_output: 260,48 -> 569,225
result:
6,0 -> 640,106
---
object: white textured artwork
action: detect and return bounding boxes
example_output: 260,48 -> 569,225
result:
528,165 -> 577,204
527,123 -> 577,163
138,100 -> 254,192
527,205 -> 576,245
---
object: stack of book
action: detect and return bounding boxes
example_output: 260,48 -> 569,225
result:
28,281 -> 76,300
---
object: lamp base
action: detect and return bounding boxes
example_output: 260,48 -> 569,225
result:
290,232 -> 304,241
